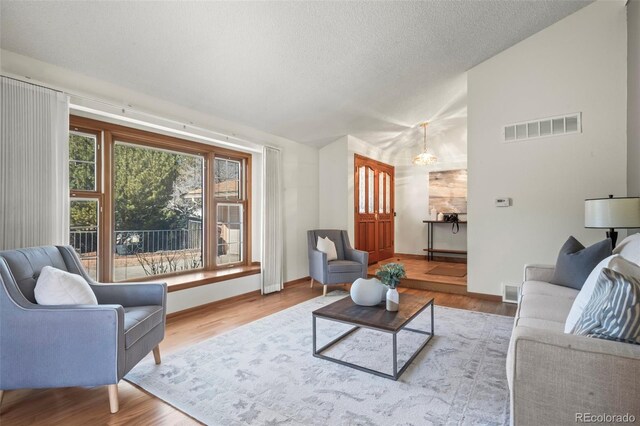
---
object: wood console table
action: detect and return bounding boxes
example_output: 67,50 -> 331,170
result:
422,220 -> 467,261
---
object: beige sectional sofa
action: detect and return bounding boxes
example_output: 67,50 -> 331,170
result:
506,264 -> 640,425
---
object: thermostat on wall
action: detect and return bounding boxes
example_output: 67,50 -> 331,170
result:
495,198 -> 511,207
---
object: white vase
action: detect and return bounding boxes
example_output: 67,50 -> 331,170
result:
351,278 -> 385,306
386,288 -> 399,312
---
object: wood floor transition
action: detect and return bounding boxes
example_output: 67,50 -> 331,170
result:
369,254 -> 469,295
0,280 -> 516,425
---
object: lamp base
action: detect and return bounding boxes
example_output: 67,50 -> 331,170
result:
606,229 -> 618,248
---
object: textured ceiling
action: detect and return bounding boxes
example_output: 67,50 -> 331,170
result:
1,1 -> 591,147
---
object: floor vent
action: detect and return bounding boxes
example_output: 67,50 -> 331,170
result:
502,284 -> 521,304
504,113 -> 581,143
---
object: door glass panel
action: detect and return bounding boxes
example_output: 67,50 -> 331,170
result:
69,199 -> 99,280
379,172 -> 385,213
368,168 -> 374,213
358,166 -> 365,213
385,173 -> 391,214
113,142 -> 204,280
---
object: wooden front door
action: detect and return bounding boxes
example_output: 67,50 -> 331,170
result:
354,154 -> 394,264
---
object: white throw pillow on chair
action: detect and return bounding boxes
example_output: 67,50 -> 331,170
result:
317,236 -> 338,261
34,266 -> 98,305
564,255 -> 640,333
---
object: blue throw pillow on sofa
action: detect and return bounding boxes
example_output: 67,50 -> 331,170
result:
550,236 -> 612,290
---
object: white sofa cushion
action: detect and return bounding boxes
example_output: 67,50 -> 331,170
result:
564,255 -> 640,333
517,293 -> 575,323
34,266 -> 98,305
521,281 -> 579,299
613,232 -> 640,265
515,317 -> 566,333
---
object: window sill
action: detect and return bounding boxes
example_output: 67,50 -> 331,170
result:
121,264 -> 261,292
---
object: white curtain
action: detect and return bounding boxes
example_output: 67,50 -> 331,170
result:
261,146 -> 284,294
0,77 -> 70,250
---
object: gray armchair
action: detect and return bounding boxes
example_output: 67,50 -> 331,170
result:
307,230 -> 368,295
0,245 -> 167,413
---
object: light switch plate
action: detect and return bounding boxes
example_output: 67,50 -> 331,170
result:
495,198 -> 511,207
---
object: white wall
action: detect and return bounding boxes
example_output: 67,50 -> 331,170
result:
318,136 -> 349,229
467,1 -> 628,295
1,50 -> 319,306
167,274 -> 261,314
629,0 -> 640,197
394,165 -> 429,255
281,142 -> 319,281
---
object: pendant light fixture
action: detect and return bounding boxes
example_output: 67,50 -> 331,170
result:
412,122 -> 438,166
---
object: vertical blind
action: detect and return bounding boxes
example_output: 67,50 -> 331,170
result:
0,77 -> 70,250
261,146 -> 283,294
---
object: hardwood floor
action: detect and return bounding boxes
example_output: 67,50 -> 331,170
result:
369,255 -> 467,286
369,255 -> 471,295
0,280 -> 516,426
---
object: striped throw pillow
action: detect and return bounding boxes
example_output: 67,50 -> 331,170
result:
571,268 -> 640,344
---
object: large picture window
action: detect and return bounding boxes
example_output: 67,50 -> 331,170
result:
113,142 -> 205,280
68,116 -> 252,282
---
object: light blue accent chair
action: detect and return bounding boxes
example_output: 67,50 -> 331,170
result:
307,230 -> 368,295
0,245 -> 167,413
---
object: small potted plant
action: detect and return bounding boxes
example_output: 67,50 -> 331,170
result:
375,263 -> 406,312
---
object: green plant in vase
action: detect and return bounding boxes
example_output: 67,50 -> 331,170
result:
375,263 -> 406,311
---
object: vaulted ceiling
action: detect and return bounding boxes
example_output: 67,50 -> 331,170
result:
1,1 -> 591,147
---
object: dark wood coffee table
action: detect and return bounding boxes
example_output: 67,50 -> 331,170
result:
312,293 -> 434,380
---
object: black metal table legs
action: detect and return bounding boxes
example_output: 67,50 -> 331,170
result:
312,300 -> 434,380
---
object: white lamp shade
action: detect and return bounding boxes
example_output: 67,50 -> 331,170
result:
585,197 -> 640,228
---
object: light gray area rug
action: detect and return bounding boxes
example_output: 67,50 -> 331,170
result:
127,293 -> 514,425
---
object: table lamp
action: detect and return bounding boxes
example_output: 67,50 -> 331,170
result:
585,195 -> 640,247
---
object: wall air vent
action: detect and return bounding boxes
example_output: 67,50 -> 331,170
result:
502,283 -> 521,304
503,112 -> 581,143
